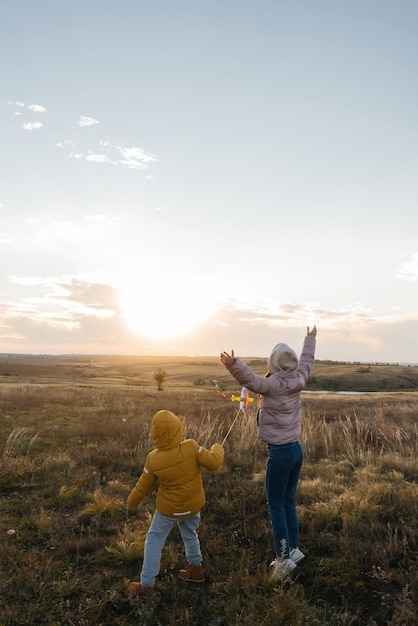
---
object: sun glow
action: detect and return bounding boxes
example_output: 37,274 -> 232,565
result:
120,282 -> 214,340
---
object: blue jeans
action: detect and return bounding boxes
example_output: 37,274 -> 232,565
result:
140,510 -> 202,587
265,441 -> 303,559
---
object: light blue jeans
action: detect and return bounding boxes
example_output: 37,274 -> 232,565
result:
140,510 -> 202,588
265,441 -> 303,559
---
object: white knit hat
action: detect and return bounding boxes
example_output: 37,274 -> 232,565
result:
268,343 -> 298,373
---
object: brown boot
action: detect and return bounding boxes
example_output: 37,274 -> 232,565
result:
129,581 -> 155,598
178,563 -> 204,583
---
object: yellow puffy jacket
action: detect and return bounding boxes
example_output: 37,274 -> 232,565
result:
127,410 -> 224,518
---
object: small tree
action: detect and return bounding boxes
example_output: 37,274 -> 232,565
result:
154,369 -> 167,391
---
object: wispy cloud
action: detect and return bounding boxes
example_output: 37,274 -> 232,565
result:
56,139 -> 74,147
23,122 -> 44,131
205,299 -> 418,363
8,101 -> 47,128
5,99 -> 157,175
4,275 -> 119,331
116,146 -> 157,169
69,143 -> 157,170
85,153 -> 111,163
78,115 -> 99,127
216,300 -> 377,330
1,283 -> 417,359
396,252 -> 418,282
27,104 -> 46,113
215,298 -> 418,334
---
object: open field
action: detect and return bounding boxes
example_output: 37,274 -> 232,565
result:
1,353 -> 418,392
1,358 -> 418,625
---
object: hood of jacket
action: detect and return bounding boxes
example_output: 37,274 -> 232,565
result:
151,410 -> 184,450
268,343 -> 299,373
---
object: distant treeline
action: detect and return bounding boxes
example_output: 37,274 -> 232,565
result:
315,359 -> 417,367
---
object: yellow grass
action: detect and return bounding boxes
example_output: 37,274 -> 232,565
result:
1,359 -> 418,625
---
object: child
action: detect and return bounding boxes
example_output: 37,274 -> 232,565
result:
220,326 -> 317,581
127,409 -> 225,597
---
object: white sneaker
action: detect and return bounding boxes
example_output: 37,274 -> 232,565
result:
289,547 -> 305,563
270,558 -> 297,581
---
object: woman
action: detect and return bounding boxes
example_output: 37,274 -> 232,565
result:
220,325 -> 317,580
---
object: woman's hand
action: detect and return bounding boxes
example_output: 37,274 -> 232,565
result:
307,325 -> 317,337
220,350 -> 236,367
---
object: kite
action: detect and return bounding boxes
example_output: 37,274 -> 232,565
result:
212,385 -> 255,446
230,386 -> 254,412
212,380 -> 254,410
212,379 -> 227,398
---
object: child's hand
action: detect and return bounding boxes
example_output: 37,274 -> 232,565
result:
220,350 -> 236,367
307,325 -> 317,337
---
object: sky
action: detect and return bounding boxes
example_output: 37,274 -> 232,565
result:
1,0 -> 418,363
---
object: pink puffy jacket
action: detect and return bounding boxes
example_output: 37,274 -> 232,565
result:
226,335 -> 316,445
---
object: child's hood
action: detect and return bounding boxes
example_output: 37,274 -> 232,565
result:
268,343 -> 299,373
151,410 -> 184,450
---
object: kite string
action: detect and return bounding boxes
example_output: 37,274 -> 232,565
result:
221,408 -> 242,446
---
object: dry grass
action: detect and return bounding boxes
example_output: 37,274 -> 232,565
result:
0,376 -> 418,625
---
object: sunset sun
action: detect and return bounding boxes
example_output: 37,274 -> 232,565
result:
120,283 -> 214,340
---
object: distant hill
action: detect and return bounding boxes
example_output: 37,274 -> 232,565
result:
1,354 -> 418,392
307,361 -> 418,392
